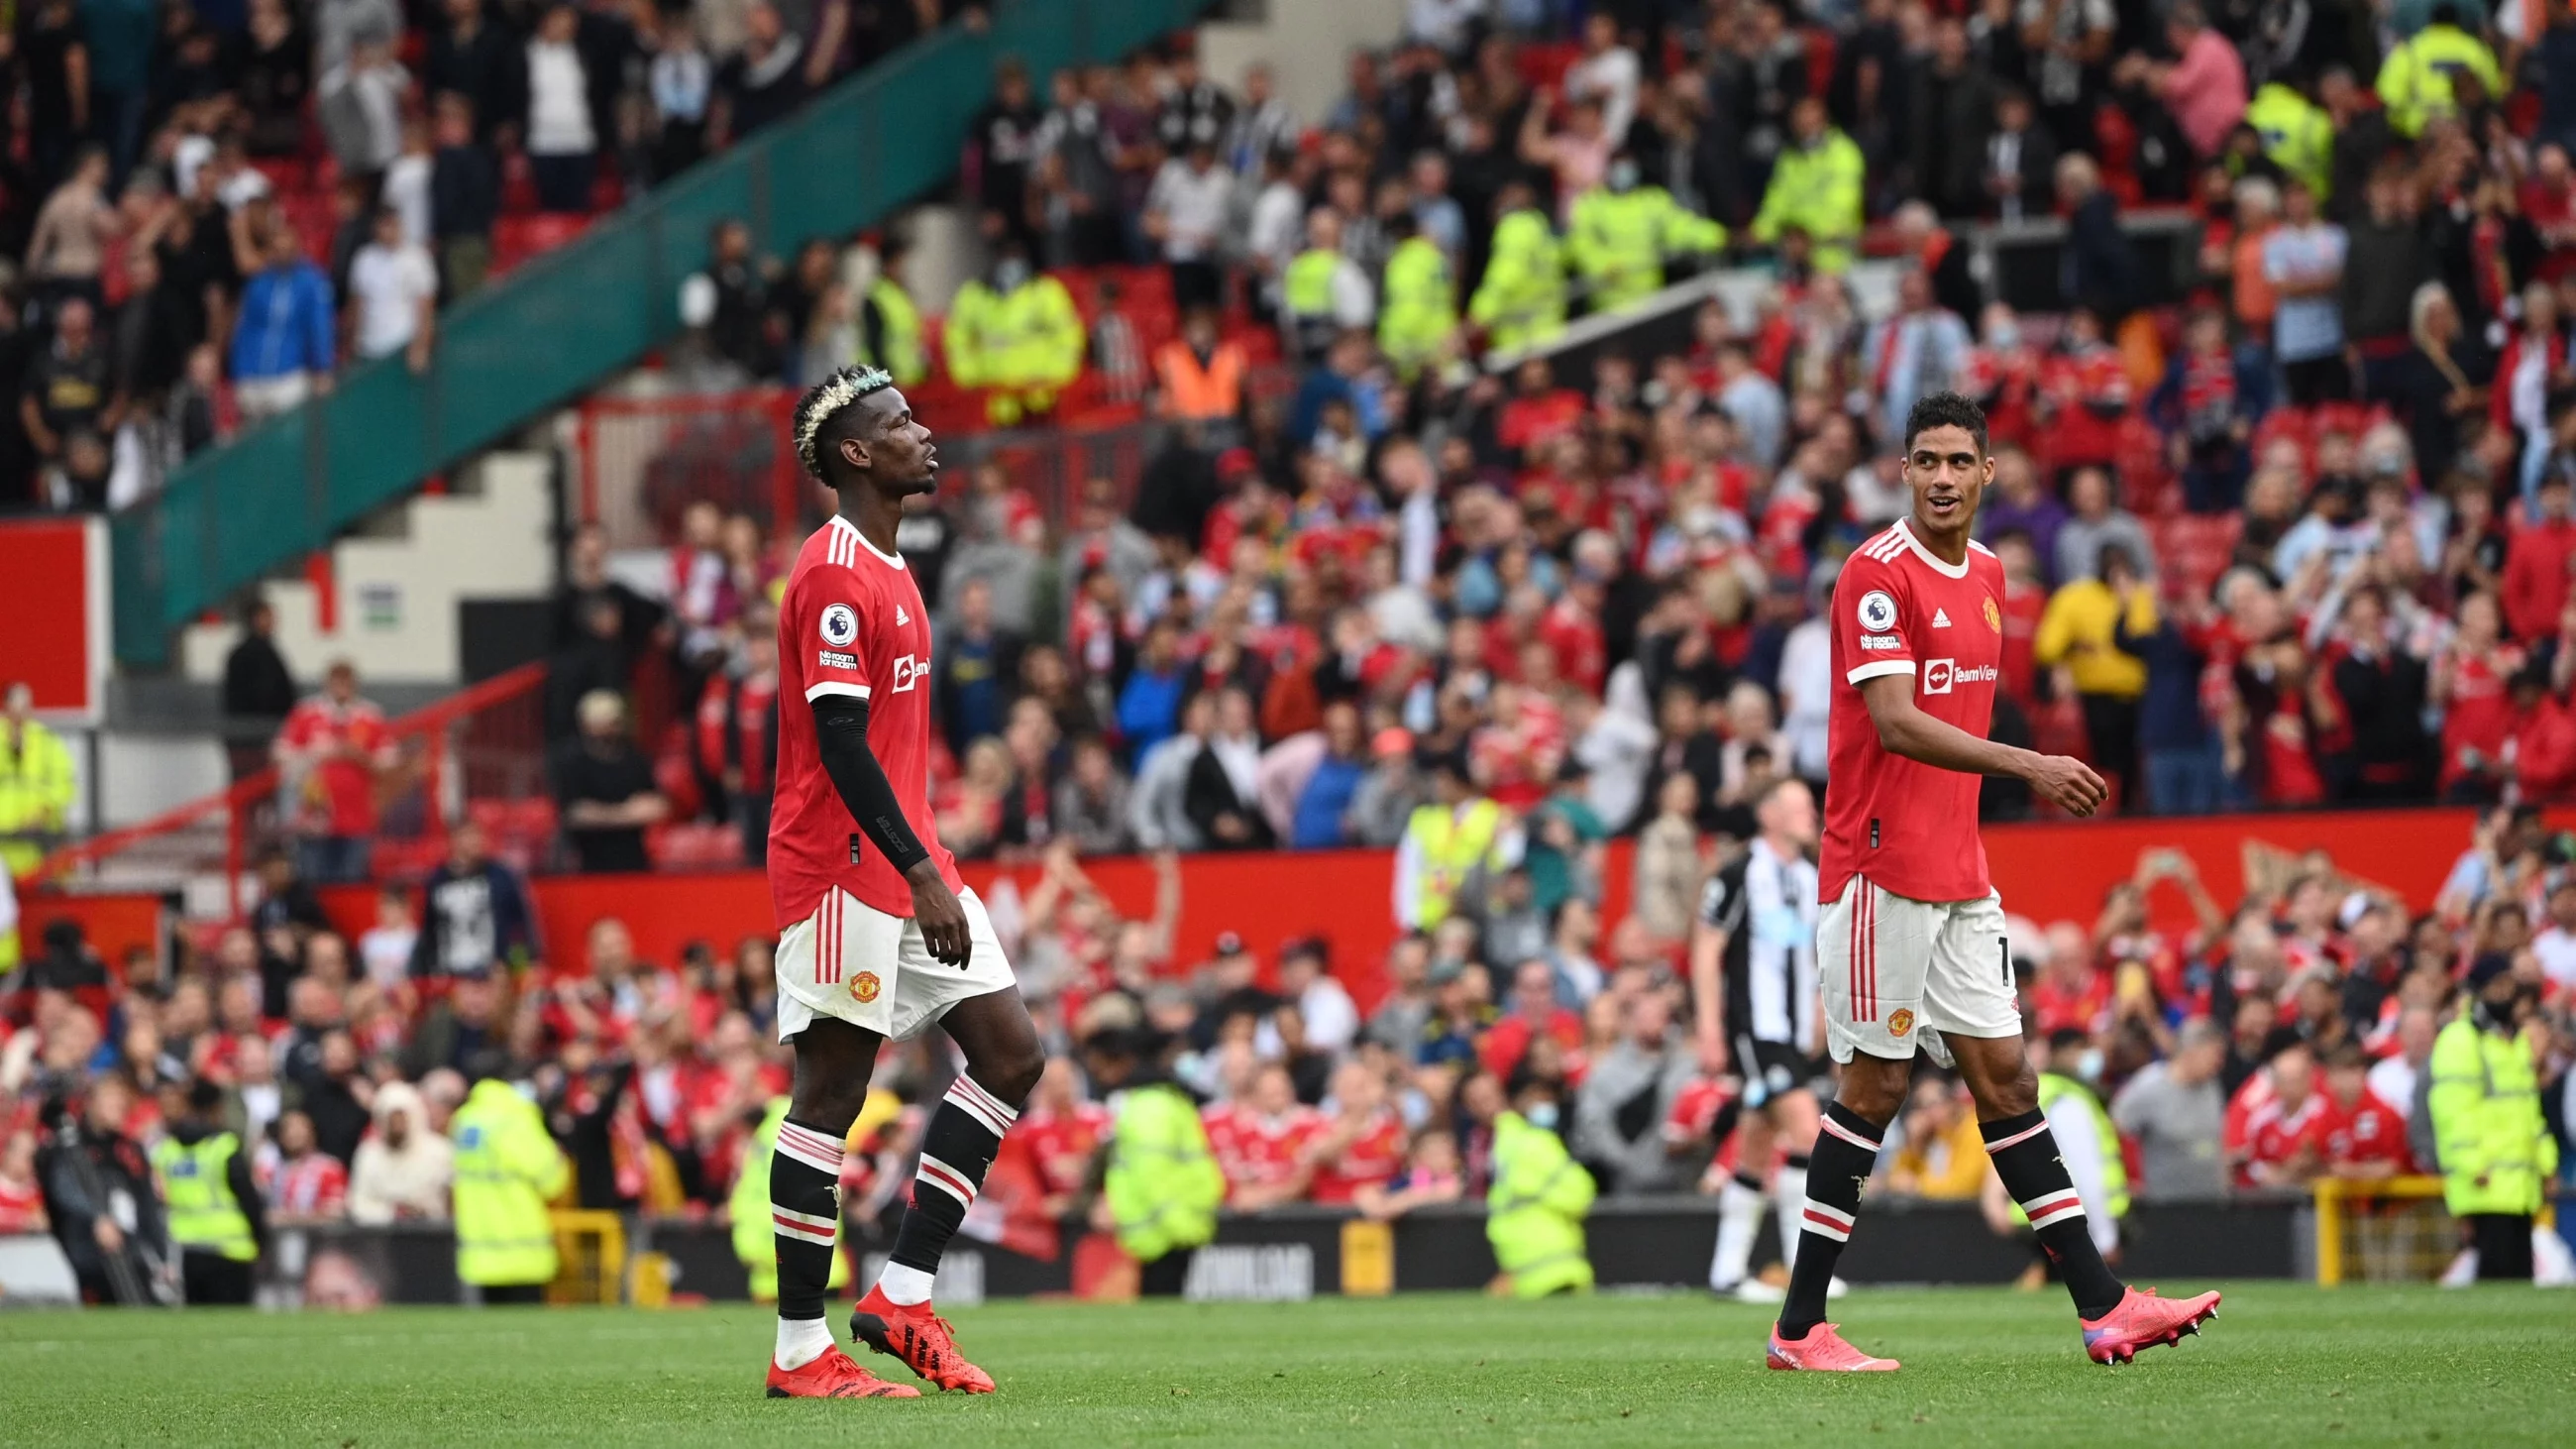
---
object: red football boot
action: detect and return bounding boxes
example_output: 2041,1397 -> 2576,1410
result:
850,1285 -> 997,1393
764,1345 -> 920,1398
1766,1323 -> 1899,1372
2081,1286 -> 2221,1365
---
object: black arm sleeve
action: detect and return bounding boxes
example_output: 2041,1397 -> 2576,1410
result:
810,693 -> 931,875
230,1149 -> 269,1256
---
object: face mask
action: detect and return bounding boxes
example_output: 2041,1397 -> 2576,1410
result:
995,258 -> 1031,289
1525,1101 -> 1559,1132
1988,323 -> 2020,350
2076,1049 -> 2105,1083
1608,160 -> 1639,192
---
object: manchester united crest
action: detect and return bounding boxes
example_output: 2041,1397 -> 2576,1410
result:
1983,597 -> 2001,632
1887,1008 -> 1915,1037
851,971 -> 881,1003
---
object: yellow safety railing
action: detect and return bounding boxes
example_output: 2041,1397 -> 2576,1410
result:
548,1210 -> 628,1305
2312,1175 -> 2449,1285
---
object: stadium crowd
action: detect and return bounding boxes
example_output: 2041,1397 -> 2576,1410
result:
0,0 -> 988,512
9,2 -> 2576,1300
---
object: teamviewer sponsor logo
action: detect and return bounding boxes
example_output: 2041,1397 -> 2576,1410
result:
1921,659 -> 1997,695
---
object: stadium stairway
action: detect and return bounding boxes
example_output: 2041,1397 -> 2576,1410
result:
173,452 -> 553,686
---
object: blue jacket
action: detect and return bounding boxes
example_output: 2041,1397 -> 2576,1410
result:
1291,755 -> 1368,848
231,260 -> 337,382
2112,613 -> 2215,752
1116,669 -> 1186,763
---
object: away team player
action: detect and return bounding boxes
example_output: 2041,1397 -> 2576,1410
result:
1765,392 -> 2222,1372
761,366 -> 1046,1398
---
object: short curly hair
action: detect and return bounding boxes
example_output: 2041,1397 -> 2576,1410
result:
1901,390 -> 1988,457
792,365 -> 897,481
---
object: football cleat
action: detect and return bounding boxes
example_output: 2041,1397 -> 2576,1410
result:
851,1285 -> 998,1393
1724,1279 -> 1787,1305
765,1345 -> 920,1398
1767,1322 -> 1899,1372
2081,1285 -> 2221,1366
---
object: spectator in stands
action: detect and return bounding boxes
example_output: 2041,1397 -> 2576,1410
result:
273,660 -> 391,884
265,1108 -> 350,1222
318,27 -> 410,186
230,221 -> 335,423
1144,139 -> 1234,313
347,1079 -> 452,1223
409,822 -> 536,981
2504,472 -> 2576,643
2110,1018 -> 2228,1201
1752,96 -> 1865,271
2056,154 -> 2138,323
1054,734 -> 1133,855
429,92 -> 500,298
22,296 -> 118,508
1884,1074 -> 1987,1198
2264,178 -> 2350,406
2114,572 -> 2224,816
1570,988 -> 1691,1194
553,690 -> 668,874
945,236 -> 1085,426
523,7 -> 596,214
713,1 -> 807,149
648,20 -> 713,182
1184,686 -> 1271,850
219,601 -> 298,784
26,148 -> 119,315
346,206 -> 438,370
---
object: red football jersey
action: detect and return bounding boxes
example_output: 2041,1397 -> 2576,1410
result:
2322,1092 -> 2415,1174
769,514 -> 962,929
1308,1108 -> 1407,1204
2238,1090 -> 2331,1187
1821,519 -> 2007,905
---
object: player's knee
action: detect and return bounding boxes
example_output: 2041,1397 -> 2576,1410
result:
789,1076 -> 870,1136
977,1042 -> 1044,1107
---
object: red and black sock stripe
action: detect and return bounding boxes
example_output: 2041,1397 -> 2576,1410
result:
1982,1106 -> 2124,1318
1778,1101 -> 1884,1340
771,1116 -> 845,1322
888,1073 -> 1021,1278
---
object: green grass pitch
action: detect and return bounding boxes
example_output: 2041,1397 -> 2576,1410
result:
2,1284 -> 2566,1446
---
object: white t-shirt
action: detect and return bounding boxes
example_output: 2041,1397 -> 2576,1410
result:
382,153 -> 434,248
526,41 -> 596,156
350,242 -> 439,358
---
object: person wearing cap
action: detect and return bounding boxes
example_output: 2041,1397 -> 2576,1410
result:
2427,954 -> 2556,1282
1395,752 -> 1517,932
1486,1068 -> 1595,1297
1750,97 -> 1864,273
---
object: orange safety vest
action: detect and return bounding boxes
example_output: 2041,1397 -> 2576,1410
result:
1153,339 -> 1245,421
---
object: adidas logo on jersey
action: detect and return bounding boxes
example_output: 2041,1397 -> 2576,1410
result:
895,605 -> 910,625
1931,609 -> 1953,627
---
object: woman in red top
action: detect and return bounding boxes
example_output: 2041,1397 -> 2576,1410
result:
2433,591 -> 2523,800
0,1129 -> 48,1234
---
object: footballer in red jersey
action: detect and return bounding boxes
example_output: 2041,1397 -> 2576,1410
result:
756,367 -> 1045,1401
1767,392 -> 2219,1375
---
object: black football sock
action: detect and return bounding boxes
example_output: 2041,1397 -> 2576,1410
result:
882,1072 -> 1021,1298
1982,1108 -> 2126,1318
771,1116 -> 846,1326
1776,1102 -> 1884,1340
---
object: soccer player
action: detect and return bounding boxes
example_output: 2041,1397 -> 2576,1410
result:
1766,392 -> 2221,1372
1691,777 -> 1830,1303
760,366 -> 1045,1398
